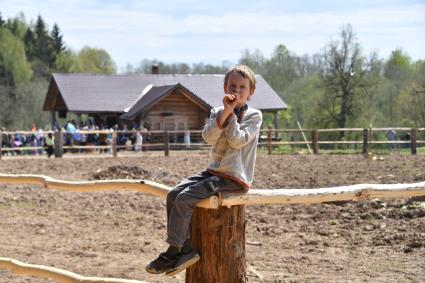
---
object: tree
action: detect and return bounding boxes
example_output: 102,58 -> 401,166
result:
77,46 -> 116,74
51,23 -> 66,55
53,50 -> 79,73
319,24 -> 369,138
384,49 -> 412,80
14,78 -> 51,129
0,29 -> 32,85
395,60 -> 425,127
383,49 -> 412,124
5,13 -> 27,39
0,28 -> 32,127
264,44 -> 299,95
125,59 -> 230,75
191,61 -> 231,74
33,15 -> 55,71
0,12 -> 5,28
239,48 -> 266,74
23,28 -> 36,60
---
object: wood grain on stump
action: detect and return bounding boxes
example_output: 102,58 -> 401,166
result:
186,205 -> 247,283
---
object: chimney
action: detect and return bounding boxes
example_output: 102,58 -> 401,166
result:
151,64 -> 159,75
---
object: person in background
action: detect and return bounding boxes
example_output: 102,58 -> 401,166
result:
36,128 -> 44,155
135,130 -> 143,152
386,128 -> 397,150
98,125 -> 108,153
65,120 -> 76,151
184,129 -> 191,149
73,126 -> 83,153
404,132 -> 411,149
44,133 -> 54,158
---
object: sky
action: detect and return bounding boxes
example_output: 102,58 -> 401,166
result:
1,0 -> 425,72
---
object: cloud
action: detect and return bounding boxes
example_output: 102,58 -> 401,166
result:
1,1 -> 424,69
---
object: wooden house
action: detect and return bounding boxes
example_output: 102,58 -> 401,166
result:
43,71 -> 287,131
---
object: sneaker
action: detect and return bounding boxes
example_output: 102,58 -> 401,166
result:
165,250 -> 200,276
145,252 -> 178,274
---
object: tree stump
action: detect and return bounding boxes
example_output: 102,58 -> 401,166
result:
186,205 -> 247,283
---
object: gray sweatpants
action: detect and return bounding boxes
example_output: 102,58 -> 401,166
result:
166,170 -> 243,248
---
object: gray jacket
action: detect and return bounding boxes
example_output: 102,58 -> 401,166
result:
202,106 -> 263,189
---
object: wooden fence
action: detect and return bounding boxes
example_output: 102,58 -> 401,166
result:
0,257 -> 148,283
1,173 -> 425,282
1,127 -> 424,159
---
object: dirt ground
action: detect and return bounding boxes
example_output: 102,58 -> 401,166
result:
0,152 -> 424,283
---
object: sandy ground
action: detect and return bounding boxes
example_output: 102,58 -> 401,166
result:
0,152 -> 424,283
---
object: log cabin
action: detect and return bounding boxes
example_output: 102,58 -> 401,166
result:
43,68 -> 287,132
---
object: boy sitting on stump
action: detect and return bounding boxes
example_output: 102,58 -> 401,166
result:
146,65 -> 262,276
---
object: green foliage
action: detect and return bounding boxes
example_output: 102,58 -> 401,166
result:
384,49 -> 412,80
0,12 -> 117,129
51,23 -> 66,54
76,46 -> 116,74
318,24 -> 370,135
23,28 -> 35,60
0,12 -> 5,27
125,59 -> 231,75
5,12 -> 27,39
0,11 -> 423,132
14,78 -> 51,129
0,28 -> 33,85
236,24 -> 425,135
53,51 -> 78,73
265,44 -> 299,92
0,28 -> 33,128
32,15 -> 56,76
285,74 -> 322,127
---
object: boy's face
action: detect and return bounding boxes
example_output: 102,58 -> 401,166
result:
224,72 -> 254,108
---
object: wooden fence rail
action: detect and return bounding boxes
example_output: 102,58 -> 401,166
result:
1,174 -> 425,208
1,173 -> 425,282
0,257 -> 149,283
1,128 -> 424,160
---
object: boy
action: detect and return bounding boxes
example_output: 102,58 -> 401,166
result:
145,65 -> 262,276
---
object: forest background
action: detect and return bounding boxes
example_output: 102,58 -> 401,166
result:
0,12 -> 424,135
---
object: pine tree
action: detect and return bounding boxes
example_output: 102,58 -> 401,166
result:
51,23 -> 66,54
34,15 -> 49,57
24,28 -> 35,60
33,15 -> 55,76
0,12 -> 5,28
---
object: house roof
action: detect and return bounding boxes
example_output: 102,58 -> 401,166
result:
120,83 -> 210,120
45,73 -> 287,113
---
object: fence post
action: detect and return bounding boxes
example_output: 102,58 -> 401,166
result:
54,130 -> 63,158
362,128 -> 369,155
267,126 -> 272,155
410,128 -> 417,155
164,131 -> 169,156
0,130 -> 2,160
112,131 -> 117,158
311,129 -> 319,154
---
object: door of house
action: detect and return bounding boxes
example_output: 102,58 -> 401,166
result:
165,117 -> 186,143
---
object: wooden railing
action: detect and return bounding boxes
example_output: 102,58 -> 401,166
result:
0,257 -> 149,283
1,173 -> 424,208
1,127 -> 424,159
1,173 -> 425,282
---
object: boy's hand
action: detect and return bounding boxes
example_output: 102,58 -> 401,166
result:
217,92 -> 238,127
223,92 -> 239,112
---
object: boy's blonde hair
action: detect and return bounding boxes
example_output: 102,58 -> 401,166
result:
224,65 -> 256,92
